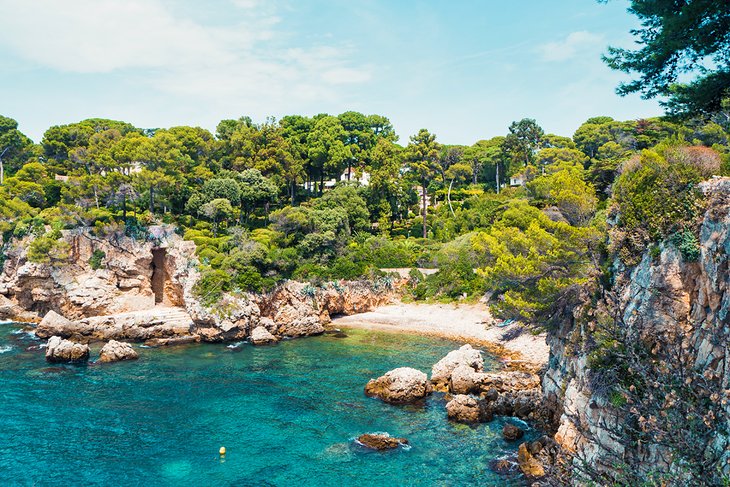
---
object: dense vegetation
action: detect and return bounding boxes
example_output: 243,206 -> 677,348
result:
1,106 -> 728,325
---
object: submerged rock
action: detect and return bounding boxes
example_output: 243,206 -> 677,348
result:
445,394 -> 491,423
356,433 -> 408,450
431,344 -> 484,388
365,367 -> 432,404
45,336 -> 89,363
98,340 -> 138,363
502,423 -> 525,441
250,326 -> 278,345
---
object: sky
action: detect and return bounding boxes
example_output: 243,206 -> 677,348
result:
0,0 -> 664,145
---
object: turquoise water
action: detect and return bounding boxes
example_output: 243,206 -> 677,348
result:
0,323 -> 535,486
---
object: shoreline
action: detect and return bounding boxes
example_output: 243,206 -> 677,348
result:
332,301 -> 549,372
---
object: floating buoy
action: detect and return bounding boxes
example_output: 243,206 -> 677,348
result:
219,446 -> 226,456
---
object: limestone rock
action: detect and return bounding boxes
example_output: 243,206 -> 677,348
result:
356,433 -> 408,450
45,336 -> 89,363
250,326 -> 278,345
278,316 -> 324,337
365,367 -> 432,404
431,344 -> 484,388
446,394 -> 491,423
502,423 -> 525,441
517,442 -> 545,478
36,310 -> 75,338
98,340 -> 138,363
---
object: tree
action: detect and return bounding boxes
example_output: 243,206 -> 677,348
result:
0,116 -> 33,185
504,118 -> 544,166
237,169 -> 278,222
307,116 -> 351,193
444,162 -> 472,217
405,129 -> 441,238
200,198 -> 234,237
602,0 -> 730,116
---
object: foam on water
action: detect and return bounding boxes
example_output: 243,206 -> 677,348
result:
0,345 -> 13,353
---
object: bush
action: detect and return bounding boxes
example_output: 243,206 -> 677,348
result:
193,268 -> 232,306
671,230 -> 701,261
89,250 -> 106,270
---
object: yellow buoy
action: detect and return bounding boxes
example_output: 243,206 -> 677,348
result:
219,446 -> 226,456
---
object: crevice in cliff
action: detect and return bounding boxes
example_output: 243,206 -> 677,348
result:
151,249 -> 167,305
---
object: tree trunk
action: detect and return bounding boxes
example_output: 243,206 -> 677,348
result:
421,181 -> 427,239
319,172 -> 324,195
290,181 -> 296,206
93,186 -> 100,209
122,193 -> 127,222
347,159 -> 352,181
447,179 -> 455,217
149,186 -> 155,214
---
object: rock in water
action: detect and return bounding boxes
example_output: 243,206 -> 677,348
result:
502,423 -> 525,441
250,326 -> 278,345
356,433 -> 408,450
431,344 -> 484,388
98,340 -> 139,363
364,367 -> 432,404
445,394 -> 491,423
45,336 -> 89,363
517,442 -> 545,478
36,310 -> 75,338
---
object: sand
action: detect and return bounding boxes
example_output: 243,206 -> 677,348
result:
332,301 -> 550,368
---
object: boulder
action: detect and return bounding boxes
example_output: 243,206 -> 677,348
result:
356,433 -> 408,450
35,310 -> 75,338
517,442 -> 545,478
258,317 -> 277,333
278,316 -> 324,337
431,344 -> 484,388
250,326 -> 278,345
45,336 -> 89,363
365,367 -> 432,404
502,423 -> 525,441
98,340 -> 138,363
445,394 -> 491,423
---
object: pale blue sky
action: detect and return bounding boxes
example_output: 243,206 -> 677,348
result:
0,0 -> 662,144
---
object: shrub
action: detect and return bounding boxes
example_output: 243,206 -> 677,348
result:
193,268 -> 232,306
89,250 -> 106,270
671,230 -> 701,262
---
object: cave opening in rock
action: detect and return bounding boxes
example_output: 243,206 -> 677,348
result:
151,248 -> 167,305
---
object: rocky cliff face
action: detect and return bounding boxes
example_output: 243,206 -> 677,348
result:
544,177 -> 730,484
0,225 -> 194,320
0,225 -> 394,344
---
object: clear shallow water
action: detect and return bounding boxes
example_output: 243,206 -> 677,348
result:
0,324 -> 535,486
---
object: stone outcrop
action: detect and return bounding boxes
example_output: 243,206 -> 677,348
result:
250,326 -> 278,345
517,442 -> 545,478
0,225 -> 194,320
543,177 -> 730,483
45,336 -> 89,363
446,394 -> 491,423
365,367 -> 433,404
356,433 -> 409,450
431,344 -> 484,389
502,423 -> 525,441
98,340 -> 138,363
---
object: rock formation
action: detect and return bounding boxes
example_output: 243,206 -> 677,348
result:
431,344 -> 484,389
45,336 -> 89,363
543,177 -> 730,483
356,433 -> 409,450
250,326 -> 278,345
365,367 -> 433,404
98,340 -> 138,363
502,423 -> 525,441
445,394 -> 491,423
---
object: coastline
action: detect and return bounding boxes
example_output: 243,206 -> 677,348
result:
332,301 -> 549,371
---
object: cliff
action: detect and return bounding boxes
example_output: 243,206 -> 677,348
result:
0,225 -> 393,343
544,177 -> 730,485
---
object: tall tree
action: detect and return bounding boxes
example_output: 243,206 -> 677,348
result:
405,129 -> 441,238
602,0 -> 730,116
504,118 -> 544,167
0,115 -> 33,185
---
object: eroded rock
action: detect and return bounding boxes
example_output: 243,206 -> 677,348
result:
431,344 -> 484,388
445,394 -> 491,423
45,336 -> 89,363
365,367 -> 432,404
356,433 -> 408,450
98,340 -> 138,363
250,326 -> 278,345
503,423 -> 525,441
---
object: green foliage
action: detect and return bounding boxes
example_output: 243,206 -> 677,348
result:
89,250 -> 106,270
193,268 -> 232,306
670,230 -> 701,262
